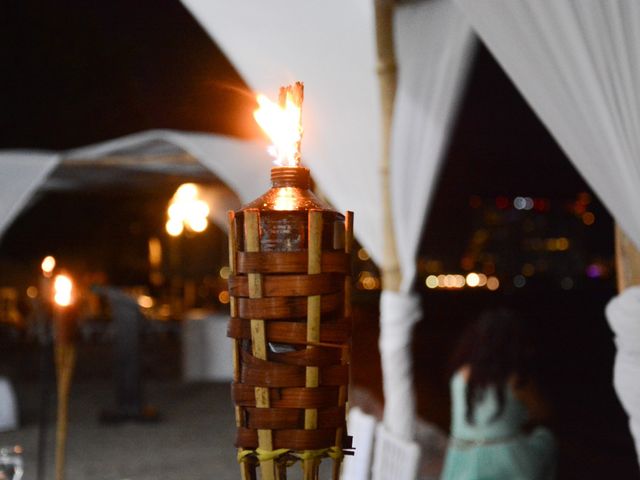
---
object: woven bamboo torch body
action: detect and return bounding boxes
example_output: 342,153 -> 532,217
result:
228,166 -> 353,480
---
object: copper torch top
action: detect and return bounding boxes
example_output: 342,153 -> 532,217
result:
270,166 -> 311,189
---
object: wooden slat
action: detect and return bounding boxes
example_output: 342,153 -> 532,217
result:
334,210 -> 354,479
236,293 -> 343,320
246,406 -> 345,430
244,210 -> 275,480
237,251 -> 350,274
229,272 -> 343,297
304,210 -> 323,479
236,427 -> 337,451
240,356 -> 349,388
232,384 -> 340,409
227,318 -> 351,345
228,210 -> 253,480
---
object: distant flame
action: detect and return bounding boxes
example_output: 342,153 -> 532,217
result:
253,83 -> 304,167
53,274 -> 73,307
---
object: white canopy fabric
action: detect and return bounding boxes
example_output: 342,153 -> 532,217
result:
454,0 -> 640,466
0,152 -> 60,240
379,0 -> 475,439
65,130 -> 268,204
391,0 -> 476,294
0,130 -> 268,240
182,0 -> 476,444
180,0 -> 384,265
606,287 -> 640,465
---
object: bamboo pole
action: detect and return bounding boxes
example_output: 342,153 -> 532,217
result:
375,0 -> 401,293
229,211 -> 254,480
615,224 -> 640,291
304,210 -> 323,480
54,342 -> 76,480
244,210 -> 276,480
333,211 -> 353,480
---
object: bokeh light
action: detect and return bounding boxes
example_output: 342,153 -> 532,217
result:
41,256 -> 56,276
53,274 -> 73,307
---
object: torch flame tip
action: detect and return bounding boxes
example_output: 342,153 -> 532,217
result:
254,82 -> 304,168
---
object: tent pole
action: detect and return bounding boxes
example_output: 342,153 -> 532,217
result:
375,0 -> 401,292
614,224 -> 640,292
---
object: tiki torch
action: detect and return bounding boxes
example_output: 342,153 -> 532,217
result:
52,273 -> 77,480
227,82 -> 354,480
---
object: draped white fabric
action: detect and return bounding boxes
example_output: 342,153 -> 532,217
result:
66,130 -> 268,204
179,0 -> 384,265
453,0 -> 640,466
454,0 -> 640,251
391,0 -> 476,293
606,287 -> 640,465
379,291 -> 422,439
378,0 -> 475,440
183,0 -> 476,443
0,130 -> 268,241
0,152 -> 60,239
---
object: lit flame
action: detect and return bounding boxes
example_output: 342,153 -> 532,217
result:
166,183 -> 209,236
253,83 -> 304,167
53,274 -> 73,307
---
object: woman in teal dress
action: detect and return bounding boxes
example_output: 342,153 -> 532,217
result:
441,309 -> 556,480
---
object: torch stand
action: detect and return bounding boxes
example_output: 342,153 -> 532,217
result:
54,344 -> 75,480
53,308 -> 77,480
35,301 -> 53,480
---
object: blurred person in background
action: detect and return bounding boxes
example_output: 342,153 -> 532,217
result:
441,308 -> 556,480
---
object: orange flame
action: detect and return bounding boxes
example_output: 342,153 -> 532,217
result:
53,273 -> 73,307
253,84 -> 304,167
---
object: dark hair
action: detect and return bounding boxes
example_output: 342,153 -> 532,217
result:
451,308 -> 532,424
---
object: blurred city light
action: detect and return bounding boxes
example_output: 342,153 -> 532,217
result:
219,266 -> 231,280
486,276 -> 500,291
425,275 -> 438,289
218,290 -> 230,304
357,248 -> 370,261
465,272 -> 480,287
582,212 -> 595,225
424,272 -> 498,291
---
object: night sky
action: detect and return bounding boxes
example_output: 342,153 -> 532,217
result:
0,0 -> 259,150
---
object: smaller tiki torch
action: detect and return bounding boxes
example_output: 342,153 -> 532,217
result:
52,273 -> 77,480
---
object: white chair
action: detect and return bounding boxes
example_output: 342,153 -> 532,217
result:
0,377 -> 18,432
341,407 -> 377,480
371,424 -> 421,480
